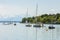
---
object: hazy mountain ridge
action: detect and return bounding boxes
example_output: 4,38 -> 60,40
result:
0,16 -> 22,21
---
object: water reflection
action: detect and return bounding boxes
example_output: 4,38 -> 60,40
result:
0,24 -> 59,40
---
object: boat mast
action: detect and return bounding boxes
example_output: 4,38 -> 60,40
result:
36,4 -> 38,16
35,3 -> 38,23
27,8 -> 28,18
26,8 -> 28,23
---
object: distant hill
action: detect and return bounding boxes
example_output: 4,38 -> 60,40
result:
0,16 -> 22,22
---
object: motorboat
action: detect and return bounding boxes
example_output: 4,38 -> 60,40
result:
48,25 -> 55,29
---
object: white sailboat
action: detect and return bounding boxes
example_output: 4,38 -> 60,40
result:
25,8 -> 32,27
33,4 -> 43,27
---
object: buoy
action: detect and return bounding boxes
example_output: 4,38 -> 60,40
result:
46,29 -> 48,31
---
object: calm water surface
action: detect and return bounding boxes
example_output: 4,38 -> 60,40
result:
0,23 -> 60,40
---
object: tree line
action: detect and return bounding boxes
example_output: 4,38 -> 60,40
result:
21,13 -> 60,24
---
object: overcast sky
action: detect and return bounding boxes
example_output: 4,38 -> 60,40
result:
0,0 -> 60,18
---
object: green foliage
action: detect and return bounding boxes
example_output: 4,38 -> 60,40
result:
22,18 -> 27,23
22,13 -> 60,24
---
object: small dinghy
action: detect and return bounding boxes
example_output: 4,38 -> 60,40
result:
14,23 -> 16,26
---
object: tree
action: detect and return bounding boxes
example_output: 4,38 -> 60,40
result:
22,18 -> 27,23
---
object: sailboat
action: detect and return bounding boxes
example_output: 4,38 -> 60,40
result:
33,4 -> 43,27
25,8 -> 32,27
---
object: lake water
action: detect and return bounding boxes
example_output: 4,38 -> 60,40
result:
0,23 -> 60,40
